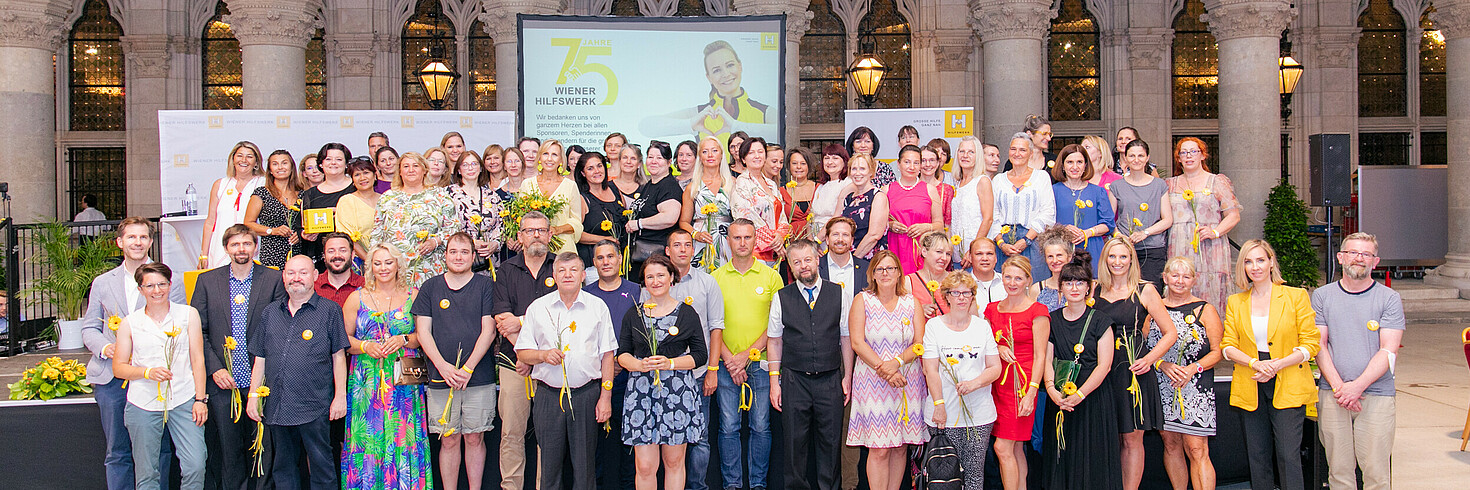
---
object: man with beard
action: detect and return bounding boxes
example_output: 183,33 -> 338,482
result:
767,239 -> 850,490
414,232 -> 497,490
817,217 -> 863,490
246,255 -> 349,490
83,216 -> 184,489
313,232 -> 362,307
192,225 -> 286,490
1311,233 -> 1404,490
491,210 -> 557,490
659,229 -> 725,490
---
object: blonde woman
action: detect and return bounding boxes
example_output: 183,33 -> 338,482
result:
423,147 -> 452,187
371,152 -> 461,286
1220,239 -> 1318,490
200,141 -> 266,268
679,136 -> 735,270
519,139 -> 584,255
922,271 -> 1002,490
1082,135 -> 1123,193
847,251 -> 928,490
1153,256 -> 1223,490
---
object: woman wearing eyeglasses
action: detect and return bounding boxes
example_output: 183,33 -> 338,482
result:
1165,138 -> 1240,309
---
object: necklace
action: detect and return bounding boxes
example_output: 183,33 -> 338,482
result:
897,178 -> 920,191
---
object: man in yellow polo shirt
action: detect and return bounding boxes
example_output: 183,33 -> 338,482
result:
710,218 -> 784,490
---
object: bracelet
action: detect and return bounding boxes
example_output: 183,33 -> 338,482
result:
143,367 -> 153,380
707,365 -> 719,371
198,255 -> 208,260
463,367 -> 474,374
601,380 -> 614,391
933,399 -> 945,406
1077,391 -> 1087,401
768,370 -> 780,377
1248,359 -> 1257,368
1196,364 -> 1205,374
1154,359 -> 1163,369
1028,381 -> 1040,388
892,355 -> 905,365
669,359 -> 676,370
248,392 -> 260,398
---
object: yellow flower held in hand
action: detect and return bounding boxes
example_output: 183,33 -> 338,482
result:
749,348 -> 762,361
785,181 -> 797,188
999,225 -> 1011,234
1074,199 -> 1085,209
622,209 -> 634,217
255,386 -> 270,397
926,280 -> 940,292
416,230 -> 429,240
911,344 -> 925,356
107,315 -> 121,331
1133,218 -> 1144,227
500,210 -> 509,217
1062,382 -> 1078,395
469,214 -> 483,225
568,321 -> 577,333
600,220 -> 612,231
950,235 -> 963,246
225,336 -> 238,351
946,357 -> 959,366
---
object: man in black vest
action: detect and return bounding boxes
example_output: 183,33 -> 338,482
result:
767,239 -> 851,490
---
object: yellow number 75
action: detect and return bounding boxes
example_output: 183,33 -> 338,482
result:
550,38 -> 619,105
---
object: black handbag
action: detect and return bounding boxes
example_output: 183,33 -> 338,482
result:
393,355 -> 429,385
921,429 -> 964,490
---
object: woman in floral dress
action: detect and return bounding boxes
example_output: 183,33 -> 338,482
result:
371,152 -> 460,287
680,137 -> 733,272
445,150 -> 504,273
341,245 -> 430,489
1166,138 -> 1240,309
848,251 -> 928,490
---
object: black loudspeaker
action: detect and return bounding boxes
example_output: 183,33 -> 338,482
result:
1309,134 -> 1352,206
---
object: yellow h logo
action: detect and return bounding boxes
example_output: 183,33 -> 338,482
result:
944,110 -> 973,138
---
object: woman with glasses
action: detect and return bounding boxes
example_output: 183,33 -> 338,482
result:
1021,115 -> 1056,175
1041,251 -> 1121,490
422,147 -> 452,188
335,157 -> 382,266
922,271 -> 1002,490
1166,138 -> 1240,309
848,251 -> 929,490
447,150 -> 504,272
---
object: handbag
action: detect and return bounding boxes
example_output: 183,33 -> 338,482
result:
393,355 -> 429,385
630,238 -> 664,262
1052,311 -> 1094,393
921,429 -> 964,490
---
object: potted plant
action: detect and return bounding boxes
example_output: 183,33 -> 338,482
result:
1262,179 -> 1320,288
22,221 -> 117,349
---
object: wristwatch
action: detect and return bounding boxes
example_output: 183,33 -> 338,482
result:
195,395 -> 209,403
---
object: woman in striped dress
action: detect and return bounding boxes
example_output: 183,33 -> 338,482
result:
848,251 -> 929,490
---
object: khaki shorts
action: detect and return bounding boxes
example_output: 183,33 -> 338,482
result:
426,384 -> 496,434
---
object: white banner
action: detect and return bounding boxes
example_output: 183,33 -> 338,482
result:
844,107 -> 976,170
519,15 -> 785,150
157,109 -> 516,215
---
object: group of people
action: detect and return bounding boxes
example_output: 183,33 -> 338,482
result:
79,117 -> 1403,490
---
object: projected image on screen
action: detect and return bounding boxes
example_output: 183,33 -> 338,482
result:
519,15 -> 785,150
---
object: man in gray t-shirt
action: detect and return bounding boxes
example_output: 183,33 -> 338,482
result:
1311,232 -> 1404,490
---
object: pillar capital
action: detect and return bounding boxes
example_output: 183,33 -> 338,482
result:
1431,0 -> 1470,41
968,0 -> 1055,42
1125,28 -> 1174,70
0,0 -> 72,51
731,0 -> 814,42
1200,0 -> 1295,42
120,35 -> 173,79
222,0 -> 324,48
480,0 -> 561,44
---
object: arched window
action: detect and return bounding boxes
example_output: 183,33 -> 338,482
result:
1420,9 -> 1445,117
1358,0 -> 1406,117
306,27 -> 325,110
202,1 -> 242,110
1172,0 -> 1217,119
1047,0 -> 1099,121
611,0 -> 640,16
799,0 -> 845,124
868,0 -> 910,110
69,0 -> 124,131
678,0 -> 707,16
468,20 -> 496,110
402,0 -> 458,110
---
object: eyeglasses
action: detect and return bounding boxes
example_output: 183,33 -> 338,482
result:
1339,250 -> 1377,260
873,266 -> 900,274
1033,131 -> 1053,137
944,290 -> 974,298
1179,149 -> 1202,157
141,282 -> 171,290
521,228 -> 550,236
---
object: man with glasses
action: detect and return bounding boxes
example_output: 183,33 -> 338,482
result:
710,219 -> 783,490
491,211 -> 557,490
767,239 -> 850,490
1311,233 -> 1404,490
82,216 -> 184,489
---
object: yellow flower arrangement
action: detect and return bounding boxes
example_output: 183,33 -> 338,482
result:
700,203 -> 718,215
785,181 -> 797,188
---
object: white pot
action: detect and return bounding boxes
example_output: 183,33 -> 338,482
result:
57,319 -> 85,350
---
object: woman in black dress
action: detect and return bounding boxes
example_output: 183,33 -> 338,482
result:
1092,238 -> 1178,490
1042,252 -> 1120,490
243,149 -> 302,267
297,142 -> 356,265
576,151 -> 625,266
842,154 -> 889,259
624,141 -> 684,276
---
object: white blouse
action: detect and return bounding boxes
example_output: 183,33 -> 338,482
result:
988,168 -> 1055,238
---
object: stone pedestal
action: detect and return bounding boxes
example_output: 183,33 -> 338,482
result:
1203,0 -> 1295,241
970,0 -> 1054,147
1426,1 -> 1470,297
223,0 -> 323,110
0,0 -> 71,220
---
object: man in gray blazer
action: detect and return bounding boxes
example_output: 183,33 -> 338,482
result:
191,224 -> 286,490
81,217 -> 185,489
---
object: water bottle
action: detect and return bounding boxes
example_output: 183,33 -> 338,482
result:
184,184 -> 198,215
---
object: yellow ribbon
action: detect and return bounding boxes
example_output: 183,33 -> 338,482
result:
526,376 -> 535,400
230,388 -> 242,423
739,383 -> 753,411
1055,411 -> 1066,454
900,390 -> 910,425
436,349 -> 464,432
250,421 -> 267,476
1176,387 -> 1187,420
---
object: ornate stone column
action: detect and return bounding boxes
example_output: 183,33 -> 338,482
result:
733,0 -> 813,145
1202,0 -> 1294,241
1426,1 -> 1470,296
480,0 -> 561,113
969,0 -> 1054,147
0,0 -> 71,219
121,35 -> 175,217
223,0 -> 323,109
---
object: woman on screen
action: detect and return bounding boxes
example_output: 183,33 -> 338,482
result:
640,41 -> 777,150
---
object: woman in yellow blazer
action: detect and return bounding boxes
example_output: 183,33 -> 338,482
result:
1219,239 -> 1320,490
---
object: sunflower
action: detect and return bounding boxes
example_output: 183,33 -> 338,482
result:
600,220 -> 612,231
950,235 -> 963,245
1181,189 -> 1195,201
911,344 -> 925,356
946,357 -> 959,366
1062,381 -> 1078,395
926,280 -> 940,292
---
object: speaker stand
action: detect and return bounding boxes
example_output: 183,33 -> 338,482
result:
1324,205 -> 1335,284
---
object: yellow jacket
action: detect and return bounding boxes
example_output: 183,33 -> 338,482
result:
1221,285 -> 1321,411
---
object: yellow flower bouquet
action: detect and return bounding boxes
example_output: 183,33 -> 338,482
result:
7,356 -> 91,400
501,190 -> 570,251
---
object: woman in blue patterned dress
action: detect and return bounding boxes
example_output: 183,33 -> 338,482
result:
616,255 -> 707,490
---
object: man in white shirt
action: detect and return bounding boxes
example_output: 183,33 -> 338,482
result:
816,217 -> 865,489
516,252 -> 617,490
967,237 -> 1007,310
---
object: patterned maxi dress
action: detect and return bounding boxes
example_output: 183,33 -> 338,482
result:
342,298 -> 431,490
691,183 -> 732,272
1166,174 -> 1240,309
847,292 -> 929,448
371,188 -> 461,287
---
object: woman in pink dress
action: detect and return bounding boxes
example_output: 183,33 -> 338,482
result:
885,145 -> 944,275
983,256 -> 1051,490
849,251 -> 929,490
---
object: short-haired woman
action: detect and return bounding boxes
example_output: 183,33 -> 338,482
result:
922,271 -> 1002,490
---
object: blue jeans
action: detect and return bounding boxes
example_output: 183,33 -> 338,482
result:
123,403 -> 206,490
687,392 -> 713,490
96,377 -> 172,490
716,364 -> 771,488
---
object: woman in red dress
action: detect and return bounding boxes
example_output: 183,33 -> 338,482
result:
983,255 -> 1052,490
